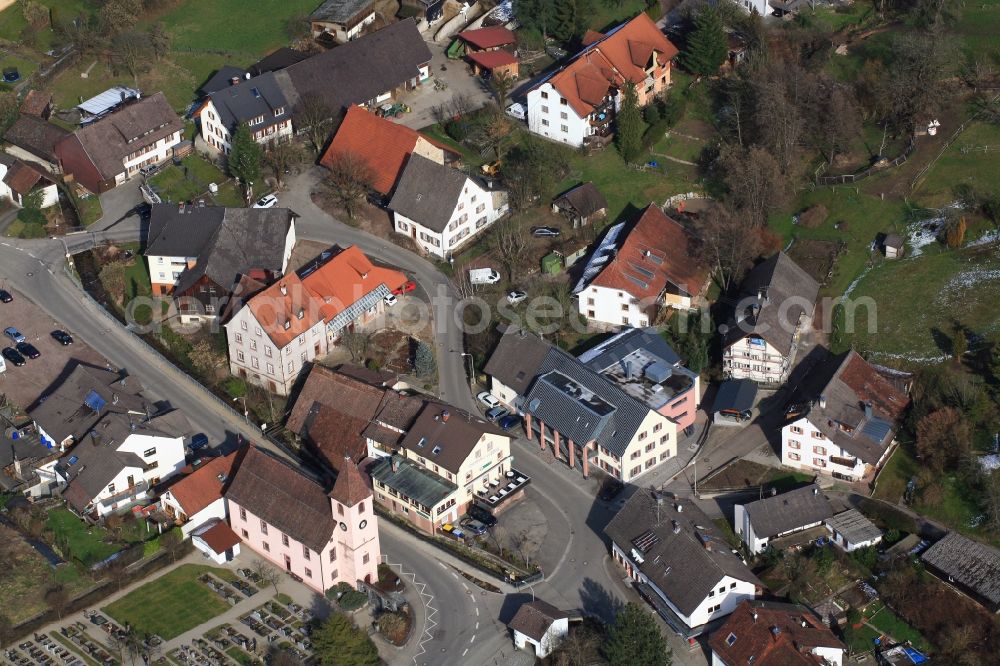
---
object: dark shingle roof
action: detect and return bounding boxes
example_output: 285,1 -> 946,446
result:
725,252 -> 819,355
225,446 -> 336,553
206,71 -> 290,131
578,326 -> 681,370
508,600 -> 567,641
64,93 -> 184,181
200,66 -> 250,95
62,440 -> 146,512
369,455 -> 457,508
388,154 -> 469,233
248,48 -> 309,77
712,379 -> 757,414
483,326 -> 551,395
605,490 -> 760,616
282,18 -> 431,114
3,114 -> 70,163
553,182 -> 607,218
741,484 -> 833,539
145,204 -> 227,257
310,0 -> 374,23
922,532 -> 1000,608
398,402 -> 503,474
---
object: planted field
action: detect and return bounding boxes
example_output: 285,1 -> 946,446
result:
0,524 -> 88,624
103,564 -> 231,640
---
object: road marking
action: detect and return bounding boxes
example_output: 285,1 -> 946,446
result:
462,582 -> 468,591
462,649 -> 468,657
470,635 -> 476,644
384,557 -> 438,666
475,607 -> 479,616
475,622 -> 479,630
451,572 -> 459,579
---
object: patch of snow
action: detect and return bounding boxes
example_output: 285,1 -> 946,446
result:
843,265 -> 872,298
969,227 -> 1000,248
867,351 -> 950,363
938,268 -> 1000,301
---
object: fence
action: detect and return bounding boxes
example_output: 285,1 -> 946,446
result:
814,136 -> 916,186
909,91 -> 1000,191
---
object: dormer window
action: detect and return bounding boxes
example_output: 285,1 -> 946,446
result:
283,320 -> 291,330
274,107 -> 284,116
296,309 -> 304,320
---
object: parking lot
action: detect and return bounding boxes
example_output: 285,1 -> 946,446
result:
0,285 -> 107,409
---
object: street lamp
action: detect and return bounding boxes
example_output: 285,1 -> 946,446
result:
233,396 -> 249,424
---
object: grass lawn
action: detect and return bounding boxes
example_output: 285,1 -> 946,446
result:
0,51 -> 39,82
845,623 -> 881,654
47,508 -> 119,566
912,121 -> 1000,207
211,181 -> 244,207
103,564 -> 231,640
589,0 -> 659,33
768,187 -> 908,296
148,155 -> 228,203
419,124 -> 488,167
845,243 -> 1000,358
0,0 -> 93,47
866,604 -> 932,652
74,193 -> 103,226
951,0 -> 1000,57
0,523 -> 90,623
226,646 -> 254,665
799,1 -> 874,32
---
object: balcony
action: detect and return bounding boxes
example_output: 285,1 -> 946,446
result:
97,481 -> 149,508
829,456 -> 859,469
476,468 -> 530,509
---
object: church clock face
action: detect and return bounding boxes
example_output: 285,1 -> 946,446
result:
339,522 -> 348,531
359,519 -> 368,530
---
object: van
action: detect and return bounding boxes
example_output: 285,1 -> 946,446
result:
468,268 -> 501,285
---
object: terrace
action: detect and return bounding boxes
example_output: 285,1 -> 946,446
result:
477,467 -> 531,509
599,348 -> 696,409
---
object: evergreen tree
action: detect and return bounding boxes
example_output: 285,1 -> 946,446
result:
414,340 -> 437,378
681,7 -> 728,77
515,0 -> 555,37
551,0 -> 592,43
312,613 -> 379,666
616,82 -> 644,164
228,123 -> 262,202
603,603 -> 673,666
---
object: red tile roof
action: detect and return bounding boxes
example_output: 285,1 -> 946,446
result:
195,520 -> 242,554
467,50 -> 518,71
589,204 -> 709,302
163,452 -> 238,516
839,351 -> 910,423
247,245 -> 407,349
3,160 -> 47,195
329,459 -> 371,507
20,90 -> 51,117
708,601 -> 845,666
458,26 -> 516,50
540,13 -> 678,118
319,106 -> 455,195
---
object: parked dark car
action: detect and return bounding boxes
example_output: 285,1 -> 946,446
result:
485,406 -> 509,422
51,330 -> 74,345
190,433 -> 210,451
0,289 -> 12,303
467,505 -> 497,528
498,414 -> 522,431
531,226 -> 561,237
15,342 -> 40,359
2,347 -> 25,367
598,478 -> 624,502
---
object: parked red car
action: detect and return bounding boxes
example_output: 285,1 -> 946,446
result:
392,281 -> 417,295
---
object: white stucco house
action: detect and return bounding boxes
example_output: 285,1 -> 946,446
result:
733,484 -> 832,554
198,71 -> 293,154
160,452 -> 238,537
508,600 -> 569,658
388,154 -> 508,259
825,509 -> 883,552
606,490 -> 760,635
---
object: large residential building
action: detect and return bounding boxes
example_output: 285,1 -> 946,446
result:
606,490 -> 761,635
28,366 -> 190,517
708,600 -> 846,666
54,93 -> 184,193
197,19 -> 431,150
722,253 -> 819,385
225,446 -> 380,592
525,14 -> 677,147
388,154 -> 508,259
144,203 -> 297,322
573,204 -> 710,327
225,245 -> 407,395
485,326 -> 698,482
734,484 -> 833,554
198,72 -> 292,153
781,350 -> 910,483
309,0 -> 376,43
320,106 -> 456,199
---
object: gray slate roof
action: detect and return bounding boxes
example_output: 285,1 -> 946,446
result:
206,71 -> 290,131
144,204 -> 295,296
201,66 -> 250,95
248,48 -> 309,77
553,182 -> 607,218
508,600 -> 567,641
482,326 -> 550,396
388,154 -> 468,233
742,484 -> 833,539
605,490 -> 761,616
825,509 -> 881,545
922,532 -> 1000,608
725,252 -> 819,355
311,0 -> 374,23
282,18 -> 431,114
578,327 -> 681,370
712,379 -> 757,414
369,455 -> 457,508
61,440 -> 146,512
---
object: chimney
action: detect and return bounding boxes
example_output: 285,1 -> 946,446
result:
625,360 -> 633,380
863,402 -> 873,419
442,410 -> 450,422
752,611 -> 758,623
819,395 -> 827,410
675,503 -> 682,513
391,457 -> 400,473
279,283 -> 287,296
230,76 -> 240,86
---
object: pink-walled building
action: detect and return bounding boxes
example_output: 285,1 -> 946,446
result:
224,447 -> 380,593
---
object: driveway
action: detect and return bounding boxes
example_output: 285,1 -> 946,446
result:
93,178 -> 144,231
395,39 -> 495,130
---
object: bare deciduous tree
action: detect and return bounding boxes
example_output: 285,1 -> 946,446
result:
322,152 -> 375,220
298,94 -> 335,156
264,140 -> 304,188
340,329 -> 372,362
489,216 -> 529,280
719,144 -> 785,229
694,202 -> 763,292
252,558 -> 282,594
159,528 -> 185,563
45,585 -> 71,620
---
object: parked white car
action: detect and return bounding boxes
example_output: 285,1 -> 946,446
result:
253,194 -> 278,209
507,290 -> 527,305
477,391 -> 500,409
